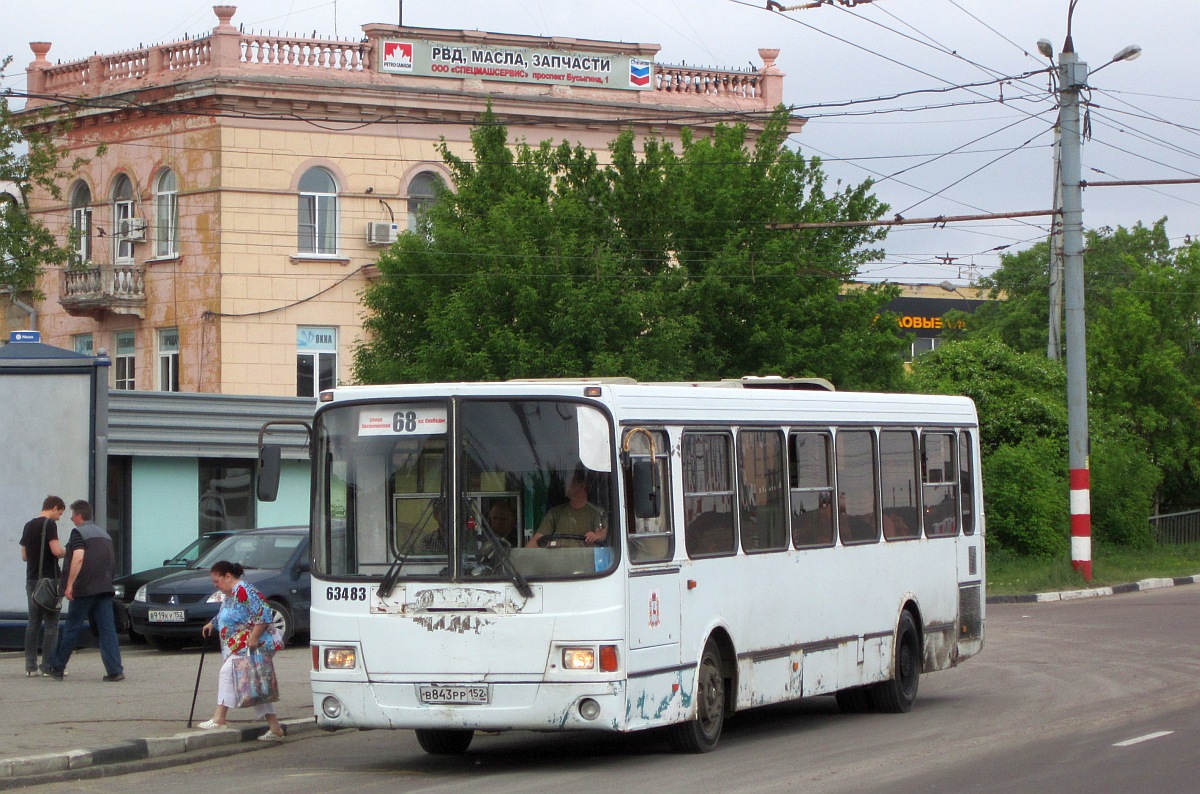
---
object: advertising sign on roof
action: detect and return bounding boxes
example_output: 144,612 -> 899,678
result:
381,38 -> 653,91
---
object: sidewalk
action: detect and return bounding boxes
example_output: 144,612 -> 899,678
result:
0,641 -> 319,787
985,573 -> 1200,604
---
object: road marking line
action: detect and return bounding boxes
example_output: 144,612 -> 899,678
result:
1113,731 -> 1174,747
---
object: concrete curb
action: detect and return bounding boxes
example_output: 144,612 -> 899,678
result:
986,573 -> 1200,604
0,716 -> 318,788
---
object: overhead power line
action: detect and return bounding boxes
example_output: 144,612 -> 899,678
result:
767,208 -> 1058,230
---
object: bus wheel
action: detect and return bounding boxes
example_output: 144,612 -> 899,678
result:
669,639 -> 726,753
870,611 -> 920,713
415,728 -> 475,755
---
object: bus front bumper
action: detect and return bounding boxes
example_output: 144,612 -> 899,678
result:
312,678 -> 628,733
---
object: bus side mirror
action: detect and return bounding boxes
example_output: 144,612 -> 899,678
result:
632,460 -> 660,519
257,444 -> 282,502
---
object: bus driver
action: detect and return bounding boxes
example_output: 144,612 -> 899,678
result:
526,470 -> 606,548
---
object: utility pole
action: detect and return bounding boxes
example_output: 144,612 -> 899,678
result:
1058,38 -> 1091,581
1053,19 -> 1140,581
1047,122 -> 1063,361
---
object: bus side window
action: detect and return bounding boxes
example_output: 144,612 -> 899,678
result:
959,431 -> 976,535
921,432 -> 958,537
836,429 -> 879,545
623,429 -> 674,564
880,430 -> 920,541
790,431 -> 835,549
683,432 -> 736,558
738,429 -> 788,553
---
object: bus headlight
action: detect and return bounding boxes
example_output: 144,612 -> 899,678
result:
562,647 -> 595,670
578,698 -> 601,720
321,696 -> 343,719
324,646 -> 357,669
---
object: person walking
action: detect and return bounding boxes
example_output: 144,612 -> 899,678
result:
45,500 -> 124,682
18,496 -> 66,676
198,560 -> 286,740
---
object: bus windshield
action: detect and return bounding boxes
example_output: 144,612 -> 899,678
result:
314,397 -> 616,583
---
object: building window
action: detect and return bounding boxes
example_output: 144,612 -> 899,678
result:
297,326 -> 337,397
198,458 -> 256,535
406,171 -> 443,232
114,331 -> 136,390
297,167 -> 338,255
73,333 -> 93,356
69,182 -> 92,266
158,327 -> 179,392
112,174 -> 136,263
154,169 -> 178,258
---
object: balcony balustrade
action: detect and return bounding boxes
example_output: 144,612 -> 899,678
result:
60,265 -> 146,318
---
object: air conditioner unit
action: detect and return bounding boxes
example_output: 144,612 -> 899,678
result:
367,221 -> 400,246
119,217 -> 147,241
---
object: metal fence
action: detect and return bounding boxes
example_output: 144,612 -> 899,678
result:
1150,510 -> 1200,544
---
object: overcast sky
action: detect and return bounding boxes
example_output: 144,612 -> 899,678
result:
4,1 -> 1195,285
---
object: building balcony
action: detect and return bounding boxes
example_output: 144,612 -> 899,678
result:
60,265 -> 146,319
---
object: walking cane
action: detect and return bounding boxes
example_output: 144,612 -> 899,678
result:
187,644 -> 207,728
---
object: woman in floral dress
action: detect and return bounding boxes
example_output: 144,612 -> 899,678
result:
197,560 -> 286,740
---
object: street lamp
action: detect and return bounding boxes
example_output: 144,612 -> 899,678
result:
1050,33 -> 1140,582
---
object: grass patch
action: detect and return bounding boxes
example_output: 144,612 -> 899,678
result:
987,543 -> 1200,595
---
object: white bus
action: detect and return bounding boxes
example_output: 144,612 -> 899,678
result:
259,377 -> 984,754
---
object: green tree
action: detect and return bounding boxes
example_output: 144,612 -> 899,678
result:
972,221 -> 1200,510
0,57 -> 89,295
906,336 -> 1067,457
355,108 -> 906,388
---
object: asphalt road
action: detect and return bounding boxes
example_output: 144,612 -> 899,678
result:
30,586 -> 1200,793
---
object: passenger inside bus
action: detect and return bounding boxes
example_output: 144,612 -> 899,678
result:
526,470 -> 606,548
486,500 -> 519,546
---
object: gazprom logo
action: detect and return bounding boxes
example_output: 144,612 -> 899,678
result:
629,59 -> 651,88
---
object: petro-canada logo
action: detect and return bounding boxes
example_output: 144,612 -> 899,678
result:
629,59 -> 651,88
382,41 -> 414,72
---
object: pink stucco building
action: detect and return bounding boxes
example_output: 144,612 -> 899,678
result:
15,5 -> 793,396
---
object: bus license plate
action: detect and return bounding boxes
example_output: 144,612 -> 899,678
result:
418,685 -> 489,705
148,610 -> 185,623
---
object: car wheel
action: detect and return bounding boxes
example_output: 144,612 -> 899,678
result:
266,599 -> 293,646
146,634 -> 188,652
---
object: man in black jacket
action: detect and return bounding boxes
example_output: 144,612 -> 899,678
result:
18,496 -> 66,676
45,500 -> 125,682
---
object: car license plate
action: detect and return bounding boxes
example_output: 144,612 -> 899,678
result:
418,684 -> 489,705
148,610 -> 186,623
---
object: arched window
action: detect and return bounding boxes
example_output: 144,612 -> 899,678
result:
298,167 -> 338,255
154,169 -> 178,258
112,174 -> 135,263
406,171 -> 443,232
69,182 -> 92,266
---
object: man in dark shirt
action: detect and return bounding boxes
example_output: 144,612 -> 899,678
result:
45,500 -> 125,682
18,496 -> 66,676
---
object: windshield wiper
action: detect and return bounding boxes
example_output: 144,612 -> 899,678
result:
377,496 -> 444,599
467,499 -> 533,599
